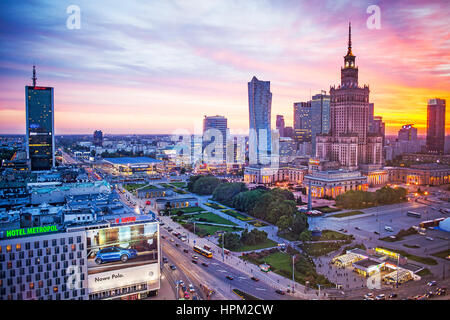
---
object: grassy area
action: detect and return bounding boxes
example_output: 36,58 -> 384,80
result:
313,206 -> 341,213
169,182 -> 186,188
233,238 -> 278,252
380,227 -> 418,242
169,206 -> 205,214
204,202 -> 226,210
328,210 -> 365,218
241,250 -> 334,289
173,188 -> 188,194
312,230 -> 354,241
249,220 -> 269,227
123,183 -> 147,192
221,209 -> 253,221
180,211 -> 238,226
301,241 -> 350,257
378,246 -> 438,265
278,231 -> 300,242
403,244 -> 420,249
431,249 -> 450,260
176,220 -> 242,237
232,289 -> 260,300
416,268 -> 432,277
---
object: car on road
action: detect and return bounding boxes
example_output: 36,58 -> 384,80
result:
275,289 -> 285,295
175,243 -> 179,247
160,222 -> 165,226
162,257 -> 168,263
183,249 -> 189,253
427,281 -> 437,286
375,294 -> 385,300
388,293 -> 397,299
425,291 -> 434,298
385,226 -> 394,232
180,237 -> 187,242
374,231 -> 380,235
184,292 -> 190,299
251,277 -> 260,282
189,284 -> 195,292
167,228 -> 173,232
161,235 -> 166,239
170,265 -> 176,270
192,255 -> 199,260
95,247 -> 138,264
426,237 -> 434,241
225,275 -> 234,280
170,239 -> 174,242
191,259 -> 198,264
364,293 -> 374,299
354,227 -> 360,230
201,262 -> 209,267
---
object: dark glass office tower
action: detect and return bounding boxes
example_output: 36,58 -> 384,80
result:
26,66 -> 55,171
426,98 -> 446,155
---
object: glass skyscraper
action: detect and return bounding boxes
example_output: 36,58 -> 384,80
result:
203,115 -> 228,163
311,92 -> 330,153
26,85 -> 55,171
248,76 -> 272,164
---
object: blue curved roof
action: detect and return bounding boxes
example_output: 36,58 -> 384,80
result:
103,157 -> 162,165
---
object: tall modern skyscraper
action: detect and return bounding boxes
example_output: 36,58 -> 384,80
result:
316,23 -> 382,170
276,115 -> 285,137
26,66 -> 55,171
293,101 -> 311,143
311,91 -> 331,153
248,76 -> 272,164
93,130 -> 103,147
203,115 -> 228,163
426,98 -> 446,155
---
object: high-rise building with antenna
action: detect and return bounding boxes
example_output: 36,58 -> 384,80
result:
26,65 -> 55,171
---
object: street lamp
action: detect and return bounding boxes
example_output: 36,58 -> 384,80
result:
292,255 -> 295,293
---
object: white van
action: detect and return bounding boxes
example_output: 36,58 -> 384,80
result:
385,226 -> 394,232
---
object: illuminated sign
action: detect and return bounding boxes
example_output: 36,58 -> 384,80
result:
375,247 -> 399,259
309,158 -> 320,165
115,216 -> 137,224
5,225 -> 58,238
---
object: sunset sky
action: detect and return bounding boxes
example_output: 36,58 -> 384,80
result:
0,0 -> 449,136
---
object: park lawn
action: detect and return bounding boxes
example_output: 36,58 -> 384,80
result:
204,202 -> 226,210
416,268 -> 432,277
431,249 -> 450,260
173,188 -> 188,194
313,206 -> 341,213
249,220 -> 268,227
378,246 -> 438,265
170,206 -> 204,214
221,209 -> 253,221
403,244 -> 420,249
233,238 -> 278,252
301,241 -> 348,257
194,223 -> 243,235
123,183 -> 147,192
312,230 -> 354,241
241,251 -> 334,289
328,210 -> 365,218
139,184 -> 159,190
170,182 -> 187,188
182,212 -> 238,226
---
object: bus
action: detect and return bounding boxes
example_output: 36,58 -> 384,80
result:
193,245 -> 213,258
407,211 -> 422,218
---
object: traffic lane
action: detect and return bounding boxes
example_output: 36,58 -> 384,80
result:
162,238 -> 234,300
161,251 -> 201,300
162,229 -> 295,300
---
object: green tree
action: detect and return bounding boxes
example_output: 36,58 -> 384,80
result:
276,215 -> 293,232
232,189 -> 267,213
191,176 -> 222,195
218,232 -> 241,250
292,213 -> 309,235
212,182 -> 248,206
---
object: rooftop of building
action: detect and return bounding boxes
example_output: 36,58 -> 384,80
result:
103,157 -> 162,165
353,258 -> 383,268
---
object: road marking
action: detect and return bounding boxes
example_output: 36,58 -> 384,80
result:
238,277 -> 246,280
256,288 -> 266,291
217,269 -> 227,273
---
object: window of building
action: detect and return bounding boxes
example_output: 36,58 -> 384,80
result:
25,242 -> 30,250
71,244 -> 76,251
29,282 -> 34,290
7,262 -> 12,269
34,241 -> 40,249
43,240 -> 48,247
69,237 -> 73,244
6,245 -> 12,253
15,244 -> 21,251
52,239 -> 57,246
53,286 -> 58,293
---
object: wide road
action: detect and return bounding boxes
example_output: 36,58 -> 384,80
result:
160,227 -> 296,300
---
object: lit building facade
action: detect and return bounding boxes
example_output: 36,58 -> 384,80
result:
387,164 -> 450,186
316,24 -> 383,171
311,92 -> 331,154
426,98 -> 446,155
202,115 -> 228,164
26,67 -> 55,171
248,76 -> 272,164
303,170 -> 368,199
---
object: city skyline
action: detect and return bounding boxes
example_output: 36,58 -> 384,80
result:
0,1 -> 449,135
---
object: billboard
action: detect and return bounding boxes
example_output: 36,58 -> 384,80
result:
86,222 -> 159,295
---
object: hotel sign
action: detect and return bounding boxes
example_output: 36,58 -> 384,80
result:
5,225 -> 58,238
